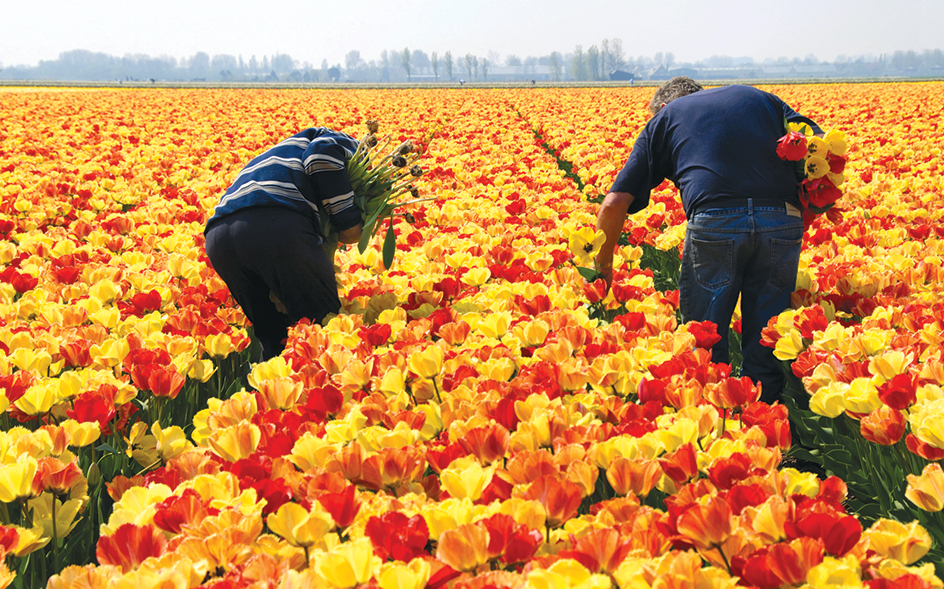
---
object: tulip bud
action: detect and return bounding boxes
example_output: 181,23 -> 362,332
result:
365,120 -> 380,134
87,462 -> 102,487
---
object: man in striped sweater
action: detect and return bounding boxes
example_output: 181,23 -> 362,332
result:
204,127 -> 364,360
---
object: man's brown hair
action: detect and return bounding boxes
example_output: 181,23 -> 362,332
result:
648,76 -> 705,115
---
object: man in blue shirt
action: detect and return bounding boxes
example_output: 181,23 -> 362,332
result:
205,128 -> 364,360
595,77 -> 821,402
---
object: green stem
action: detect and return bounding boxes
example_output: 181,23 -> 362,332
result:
431,377 -> 443,404
51,497 -> 60,573
715,544 -> 732,576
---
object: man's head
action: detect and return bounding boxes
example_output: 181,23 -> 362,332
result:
648,76 -> 704,115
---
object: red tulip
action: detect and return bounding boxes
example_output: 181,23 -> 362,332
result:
776,131 -> 808,161
365,511 -> 429,561
96,523 -> 167,573
481,514 -> 542,565
316,483 -> 360,530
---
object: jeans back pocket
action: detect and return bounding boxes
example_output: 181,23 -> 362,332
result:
690,237 -> 734,289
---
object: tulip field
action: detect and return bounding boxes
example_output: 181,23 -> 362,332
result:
1,81 -> 943,588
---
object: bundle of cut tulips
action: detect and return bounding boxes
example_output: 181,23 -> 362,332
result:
322,121 -> 434,269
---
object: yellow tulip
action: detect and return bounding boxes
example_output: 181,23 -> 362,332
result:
312,537 -> 378,588
14,382 -> 59,416
810,382 -> 847,418
376,559 -> 431,589
844,378 -> 882,415
289,432 -> 336,472
0,459 -> 39,502
461,267 -> 491,287
207,422 -> 261,463
773,330 -> 806,361
478,312 -> 512,340
440,457 -> 495,501
864,519 -> 931,565
407,345 -> 444,379
805,555 -> 862,588
567,226 -> 606,267
61,420 -> 102,448
267,502 -> 335,548
825,129 -> 848,156
204,333 -> 236,359
906,463 -> 944,512
151,423 -> 192,462
29,494 -> 83,539
187,358 -> 217,382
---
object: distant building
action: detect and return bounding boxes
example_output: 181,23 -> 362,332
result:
609,69 -> 635,81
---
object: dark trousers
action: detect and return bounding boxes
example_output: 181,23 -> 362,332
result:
204,207 -> 340,360
680,200 -> 804,403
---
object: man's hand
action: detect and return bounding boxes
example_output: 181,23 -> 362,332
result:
338,223 -> 364,244
595,191 -> 634,291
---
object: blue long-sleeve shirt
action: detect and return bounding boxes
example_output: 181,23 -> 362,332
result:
206,127 -> 362,234
610,85 -> 821,217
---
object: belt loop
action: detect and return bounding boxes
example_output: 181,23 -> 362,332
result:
748,198 -> 754,215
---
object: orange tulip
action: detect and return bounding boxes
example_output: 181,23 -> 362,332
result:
675,496 -> 734,551
96,523 -> 167,573
859,405 -> 906,445
436,522 -> 489,572
520,475 -> 582,529
458,422 -> 510,465
605,456 -> 662,498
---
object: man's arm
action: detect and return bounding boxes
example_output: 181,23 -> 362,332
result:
338,223 -> 364,244
594,191 -> 635,289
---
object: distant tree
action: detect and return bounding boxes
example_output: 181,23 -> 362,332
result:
321,59 -> 329,82
431,51 -> 439,80
189,52 -> 210,79
380,50 -> 391,81
464,53 -> 474,80
481,58 -> 489,81
444,51 -> 454,81
412,49 -> 430,73
803,53 -> 819,65
524,56 -> 538,75
249,55 -> 259,72
926,49 -> 944,68
572,45 -> 587,81
327,66 -> 341,82
665,52 -> 675,68
345,50 -> 362,73
505,54 -> 522,67
891,50 -> 920,70
211,54 -> 238,75
272,53 -> 294,72
549,52 -> 563,81
488,51 -> 501,67
587,46 -> 601,80
401,47 -> 412,80
609,38 -> 625,72
600,39 -> 610,74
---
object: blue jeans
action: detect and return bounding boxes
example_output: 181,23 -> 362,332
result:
680,199 -> 804,403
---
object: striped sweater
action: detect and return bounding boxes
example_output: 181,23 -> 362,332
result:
206,128 -> 362,235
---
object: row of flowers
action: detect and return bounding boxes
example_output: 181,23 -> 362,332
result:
0,84 -> 940,588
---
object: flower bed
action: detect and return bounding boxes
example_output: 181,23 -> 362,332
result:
0,84 -> 941,588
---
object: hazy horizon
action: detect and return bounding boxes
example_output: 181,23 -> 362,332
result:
3,0 -> 943,69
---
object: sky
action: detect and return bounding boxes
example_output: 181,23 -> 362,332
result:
2,0 -> 942,68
